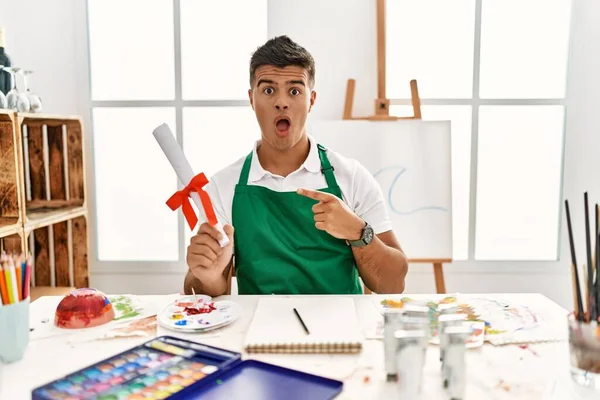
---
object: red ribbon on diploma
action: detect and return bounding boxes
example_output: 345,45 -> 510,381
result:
166,173 -> 218,230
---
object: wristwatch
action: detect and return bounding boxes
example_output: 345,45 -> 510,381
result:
347,222 -> 374,247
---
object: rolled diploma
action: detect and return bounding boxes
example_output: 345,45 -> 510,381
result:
152,123 -> 229,247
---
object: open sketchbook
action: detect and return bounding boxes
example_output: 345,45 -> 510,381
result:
244,297 -> 363,354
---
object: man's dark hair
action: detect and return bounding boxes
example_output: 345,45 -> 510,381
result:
249,35 -> 315,88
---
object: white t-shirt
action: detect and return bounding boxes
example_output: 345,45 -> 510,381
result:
205,135 -> 393,235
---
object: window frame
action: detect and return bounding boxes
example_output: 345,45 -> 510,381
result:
81,0 -> 258,274
388,0 -> 568,262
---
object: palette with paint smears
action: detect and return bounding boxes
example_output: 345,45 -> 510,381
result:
158,296 -> 242,332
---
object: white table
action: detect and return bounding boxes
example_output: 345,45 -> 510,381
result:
1,293 -> 598,399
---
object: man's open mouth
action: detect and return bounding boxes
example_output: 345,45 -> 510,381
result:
275,115 -> 292,137
275,116 -> 291,135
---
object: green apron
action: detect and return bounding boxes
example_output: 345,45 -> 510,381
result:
232,143 -> 363,295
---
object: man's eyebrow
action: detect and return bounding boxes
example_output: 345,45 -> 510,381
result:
257,79 -> 276,87
288,80 -> 306,87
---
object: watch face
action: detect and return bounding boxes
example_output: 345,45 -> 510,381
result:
363,225 -> 374,243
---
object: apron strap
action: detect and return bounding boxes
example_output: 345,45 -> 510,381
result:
317,144 -> 338,189
238,152 -> 253,185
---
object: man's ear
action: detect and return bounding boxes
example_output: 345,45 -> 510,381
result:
248,89 -> 254,110
308,90 -> 317,113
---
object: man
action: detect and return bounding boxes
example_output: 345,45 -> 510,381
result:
184,36 -> 408,296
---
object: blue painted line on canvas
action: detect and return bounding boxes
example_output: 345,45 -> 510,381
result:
373,166 -> 447,215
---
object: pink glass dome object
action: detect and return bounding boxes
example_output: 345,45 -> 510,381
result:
54,288 -> 115,329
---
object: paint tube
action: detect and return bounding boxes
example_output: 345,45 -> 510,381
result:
383,310 -> 405,381
395,329 -> 427,400
442,325 -> 471,400
438,313 -> 467,363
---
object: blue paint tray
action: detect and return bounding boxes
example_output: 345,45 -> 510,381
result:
31,335 -> 343,400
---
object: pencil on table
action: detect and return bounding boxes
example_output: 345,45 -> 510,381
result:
293,308 -> 310,335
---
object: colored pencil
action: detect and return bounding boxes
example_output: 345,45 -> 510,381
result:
565,199 -> 584,321
23,261 -> 31,299
0,252 -> 36,303
4,264 -> 14,304
20,256 -> 26,298
15,259 -> 22,302
0,263 -> 8,305
8,259 -> 18,304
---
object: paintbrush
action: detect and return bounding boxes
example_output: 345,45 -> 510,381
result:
585,193 -> 595,321
192,287 -> 198,309
565,199 -> 585,321
596,204 -> 600,321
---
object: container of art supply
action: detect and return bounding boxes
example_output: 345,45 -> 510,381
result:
403,303 -> 430,318
0,297 -> 29,363
438,313 -> 467,362
383,310 -> 405,381
442,325 -> 470,399
437,301 -> 459,315
403,304 -> 432,336
394,329 -> 426,400
568,314 -> 600,390
399,315 -> 428,330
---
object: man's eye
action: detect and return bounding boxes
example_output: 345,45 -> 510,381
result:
290,88 -> 301,96
264,87 -> 274,95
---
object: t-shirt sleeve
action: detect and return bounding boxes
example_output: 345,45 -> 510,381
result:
352,161 -> 393,235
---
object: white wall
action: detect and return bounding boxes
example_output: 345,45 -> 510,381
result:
0,0 -> 81,115
268,0 -> 377,120
2,0 -> 599,310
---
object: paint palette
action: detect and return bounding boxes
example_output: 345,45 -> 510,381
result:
31,337 -> 233,400
157,296 -> 242,333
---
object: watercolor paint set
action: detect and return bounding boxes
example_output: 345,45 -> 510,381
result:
32,336 -> 343,400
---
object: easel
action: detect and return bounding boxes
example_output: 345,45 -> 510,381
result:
345,0 -> 450,294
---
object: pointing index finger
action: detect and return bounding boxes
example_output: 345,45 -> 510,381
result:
297,188 -> 333,202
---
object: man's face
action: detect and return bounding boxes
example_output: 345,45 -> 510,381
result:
249,65 -> 316,151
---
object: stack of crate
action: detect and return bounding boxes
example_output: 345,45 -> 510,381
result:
0,110 -> 89,292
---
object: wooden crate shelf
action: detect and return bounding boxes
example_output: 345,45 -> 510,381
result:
19,114 -> 86,214
0,231 -> 25,254
0,110 -> 24,242
0,222 -> 21,238
0,111 -> 89,290
25,205 -> 87,233
25,215 -> 89,289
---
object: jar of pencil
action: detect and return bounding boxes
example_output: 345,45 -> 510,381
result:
0,252 -> 32,364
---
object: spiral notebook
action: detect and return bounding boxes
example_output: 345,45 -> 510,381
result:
244,297 -> 363,354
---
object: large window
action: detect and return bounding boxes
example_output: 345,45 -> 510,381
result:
87,0 -> 266,265
387,0 -> 571,261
